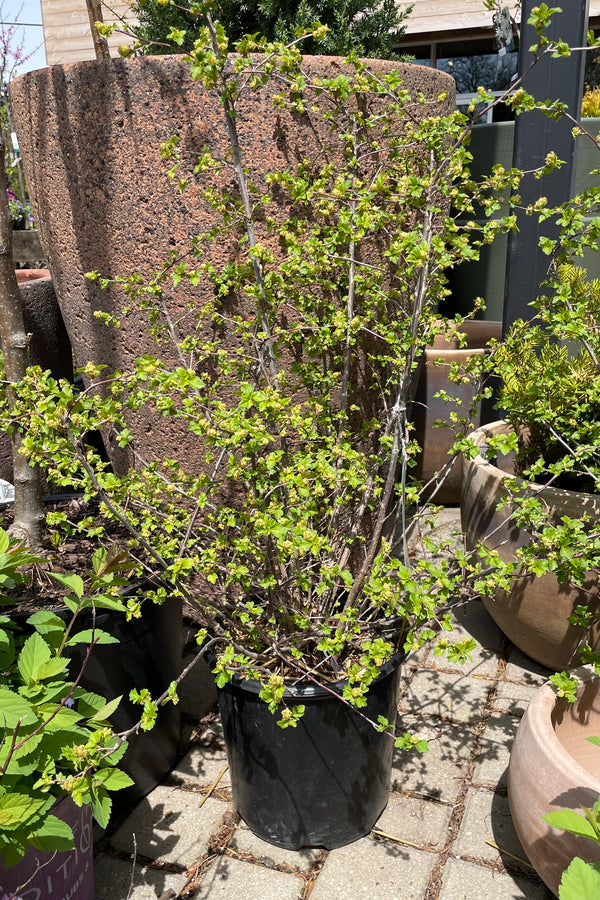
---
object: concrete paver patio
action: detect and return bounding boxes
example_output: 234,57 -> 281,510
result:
94,509 -> 554,899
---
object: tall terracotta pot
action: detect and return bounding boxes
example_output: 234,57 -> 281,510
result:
461,421 -> 600,669
9,56 -> 454,473
508,671 -> 600,896
411,320 -> 501,504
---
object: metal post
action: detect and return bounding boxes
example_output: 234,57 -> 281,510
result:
503,0 -> 589,334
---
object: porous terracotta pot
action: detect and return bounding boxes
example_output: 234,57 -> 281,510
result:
412,320 -> 501,503
508,671 -> 600,896
461,421 -> 600,669
9,55 -> 454,474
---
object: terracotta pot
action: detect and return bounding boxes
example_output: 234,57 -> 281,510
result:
411,320 -> 501,503
9,55 -> 454,474
508,671 -> 600,896
460,421 -> 600,669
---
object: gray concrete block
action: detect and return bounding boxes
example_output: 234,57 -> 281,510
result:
374,792 -> 452,849
493,680 -> 539,717
453,788 -> 531,870
94,854 -> 188,899
310,837 -> 437,900
427,602 -> 503,678
229,824 -> 321,873
399,668 -> 492,724
439,857 -> 547,900
472,716 -> 519,789
194,854 -> 304,899
110,785 -> 229,866
392,717 -> 473,803
503,648 -> 552,687
171,746 -> 231,789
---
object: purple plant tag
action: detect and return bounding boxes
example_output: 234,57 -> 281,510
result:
0,798 -> 94,900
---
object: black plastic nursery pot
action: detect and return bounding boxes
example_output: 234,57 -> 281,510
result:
72,590 -> 183,808
0,798 -> 94,900
217,651 -> 405,850
13,586 -> 183,810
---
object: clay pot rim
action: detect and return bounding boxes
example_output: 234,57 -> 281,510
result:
12,53 -> 454,86
469,420 -> 600,505
522,669 -> 600,792
427,319 -> 502,352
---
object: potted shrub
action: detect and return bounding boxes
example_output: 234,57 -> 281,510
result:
7,0 -> 585,852
0,529 -> 134,897
5,4 -> 563,850
461,263 -> 600,671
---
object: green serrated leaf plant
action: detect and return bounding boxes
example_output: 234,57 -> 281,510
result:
543,795 -> 600,900
3,2 -> 595,731
0,528 -> 134,868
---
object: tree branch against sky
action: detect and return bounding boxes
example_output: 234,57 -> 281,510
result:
0,0 -> 45,79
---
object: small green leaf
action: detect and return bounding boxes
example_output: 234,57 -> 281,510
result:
66,629 -> 119,646
558,857 -> 600,900
17,632 -> 51,685
95,768 -> 134,791
36,657 -> 70,680
29,814 -> 75,852
89,695 -> 122,723
50,571 -> 85,598
0,794 -> 46,829
90,787 -> 112,829
26,610 -> 66,635
586,735 -> 600,746
543,809 -> 599,841
0,686 -> 38,727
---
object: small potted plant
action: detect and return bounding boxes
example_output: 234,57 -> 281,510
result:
0,528 -> 134,896
461,259 -> 600,671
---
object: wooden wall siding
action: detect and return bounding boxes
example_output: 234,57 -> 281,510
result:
41,1 -> 137,66
403,0 -> 520,38
39,1 -> 600,64
403,0 -> 600,39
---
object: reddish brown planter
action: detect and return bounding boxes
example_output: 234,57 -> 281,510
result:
10,55 -> 454,473
412,320 -> 501,504
461,421 -> 600,669
508,671 -> 600,896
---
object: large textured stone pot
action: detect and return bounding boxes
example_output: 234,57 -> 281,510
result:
508,670 -> 600,896
411,320 -> 502,503
461,421 -> 600,669
9,55 -> 454,473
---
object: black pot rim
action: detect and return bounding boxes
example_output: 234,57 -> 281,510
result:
205,645 -> 406,700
